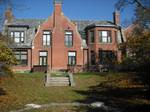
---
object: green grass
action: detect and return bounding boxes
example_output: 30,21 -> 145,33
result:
0,72 -> 149,112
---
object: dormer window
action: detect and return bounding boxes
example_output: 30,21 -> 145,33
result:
10,31 -> 25,43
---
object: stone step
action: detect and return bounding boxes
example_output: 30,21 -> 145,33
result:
48,83 -> 69,86
45,76 -> 70,86
48,82 -> 70,84
50,77 -> 69,80
49,78 -> 69,82
49,81 -> 69,84
50,79 -> 69,81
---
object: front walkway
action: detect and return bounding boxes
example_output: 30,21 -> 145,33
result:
10,102 -> 120,112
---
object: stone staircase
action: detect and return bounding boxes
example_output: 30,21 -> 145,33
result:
47,77 -> 70,86
45,70 -> 75,86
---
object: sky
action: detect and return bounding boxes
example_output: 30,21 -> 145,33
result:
1,0 -> 135,25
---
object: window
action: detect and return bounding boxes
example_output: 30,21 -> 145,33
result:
91,51 -> 96,65
99,50 -> 116,64
10,31 -> 25,43
90,31 -> 94,43
39,51 -> 48,65
99,31 -> 112,43
14,51 -> 27,65
43,31 -> 51,46
115,31 -> 117,43
68,51 -> 76,65
65,31 -> 73,47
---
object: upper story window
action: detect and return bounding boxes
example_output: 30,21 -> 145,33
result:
65,31 -> 73,47
43,31 -> 51,46
90,31 -> 94,43
99,31 -> 112,43
10,31 -> 25,43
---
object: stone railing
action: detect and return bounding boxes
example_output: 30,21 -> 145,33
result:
68,72 -> 75,86
45,70 -> 75,86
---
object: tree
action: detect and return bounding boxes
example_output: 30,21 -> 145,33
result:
115,0 -> 150,29
0,0 -> 27,31
0,33 -> 17,76
115,0 -> 150,88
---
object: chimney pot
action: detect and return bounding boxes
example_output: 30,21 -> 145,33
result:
113,10 -> 120,25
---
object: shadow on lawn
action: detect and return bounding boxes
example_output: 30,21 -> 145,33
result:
0,88 -> 6,96
74,81 -> 150,112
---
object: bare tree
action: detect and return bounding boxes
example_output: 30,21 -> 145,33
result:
0,0 -> 29,31
115,0 -> 150,28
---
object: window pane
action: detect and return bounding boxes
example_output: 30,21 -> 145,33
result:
47,35 -> 51,45
47,35 -> 50,41
10,32 -> 13,37
43,57 -> 47,65
21,51 -> 27,54
43,31 -> 50,34
15,55 -> 20,60
68,52 -> 76,56
21,55 -> 27,60
14,32 -> 20,37
40,52 -> 47,56
43,35 -> 47,45
21,60 -> 27,65
39,57 -> 42,65
102,37 -> 107,42
72,57 -> 75,65
108,37 -> 111,42
14,38 -> 20,43
66,32 -> 72,35
21,32 -> 24,37
102,31 -> 107,36
90,31 -> 94,43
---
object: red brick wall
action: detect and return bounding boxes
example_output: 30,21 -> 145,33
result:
87,27 -> 122,65
32,3 -> 84,70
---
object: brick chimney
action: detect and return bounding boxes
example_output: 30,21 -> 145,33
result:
53,0 -> 63,26
113,10 -> 120,25
54,0 -> 63,15
5,7 -> 14,23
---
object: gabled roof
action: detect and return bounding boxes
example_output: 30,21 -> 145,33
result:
5,18 -> 123,48
85,21 -> 119,29
8,19 -> 45,28
8,19 -> 117,31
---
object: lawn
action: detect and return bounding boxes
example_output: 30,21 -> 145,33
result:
0,72 -> 149,112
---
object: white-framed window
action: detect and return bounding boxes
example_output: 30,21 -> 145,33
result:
39,51 -> 48,65
65,31 -> 73,47
68,51 -> 76,65
10,31 -> 25,43
14,51 -> 27,65
99,31 -> 112,43
43,31 -> 51,46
